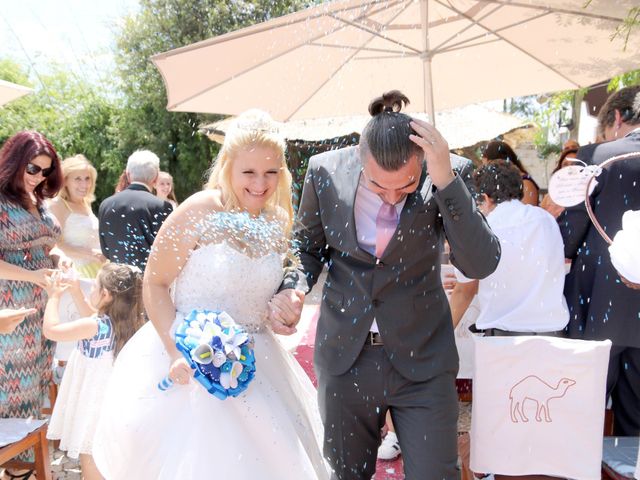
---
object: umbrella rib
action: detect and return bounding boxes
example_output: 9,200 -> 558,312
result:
163,4 -> 402,110
430,1 -> 504,53
434,10 -> 551,55
152,0 -> 391,59
472,0 -> 625,23
326,2 -> 421,55
309,42 -> 410,56
284,2 -> 414,121
441,1 -> 581,88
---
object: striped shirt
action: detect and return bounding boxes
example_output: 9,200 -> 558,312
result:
79,315 -> 115,358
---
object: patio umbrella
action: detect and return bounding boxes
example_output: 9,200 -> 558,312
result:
201,104 -> 526,149
0,79 -> 33,107
152,0 -> 640,123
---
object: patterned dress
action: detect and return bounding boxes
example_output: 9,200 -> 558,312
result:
0,194 -> 61,421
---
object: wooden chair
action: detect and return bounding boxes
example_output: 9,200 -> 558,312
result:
0,421 -> 52,480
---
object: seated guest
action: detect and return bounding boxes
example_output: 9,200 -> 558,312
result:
482,140 -> 540,206
450,160 -> 569,335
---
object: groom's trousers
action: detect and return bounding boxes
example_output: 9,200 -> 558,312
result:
316,343 -> 459,480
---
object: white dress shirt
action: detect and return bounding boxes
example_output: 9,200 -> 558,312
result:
457,200 -> 569,332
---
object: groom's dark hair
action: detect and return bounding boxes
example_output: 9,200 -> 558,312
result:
360,90 -> 423,171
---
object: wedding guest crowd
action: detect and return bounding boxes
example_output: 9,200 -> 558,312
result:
0,85 -> 639,480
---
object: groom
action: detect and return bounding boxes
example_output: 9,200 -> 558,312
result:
271,91 -> 500,479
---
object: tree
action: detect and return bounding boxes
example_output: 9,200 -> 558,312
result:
0,59 -> 122,202
113,0 -> 313,202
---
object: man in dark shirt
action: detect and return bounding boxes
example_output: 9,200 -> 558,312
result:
98,150 -> 173,270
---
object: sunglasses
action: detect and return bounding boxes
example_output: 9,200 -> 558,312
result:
25,163 -> 55,177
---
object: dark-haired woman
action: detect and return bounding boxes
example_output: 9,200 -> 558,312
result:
0,131 -> 68,444
482,140 -> 540,205
540,146 -> 579,218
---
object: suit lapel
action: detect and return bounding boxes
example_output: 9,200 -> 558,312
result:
339,148 -> 375,261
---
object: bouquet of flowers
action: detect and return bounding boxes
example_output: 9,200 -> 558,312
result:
158,310 -> 256,400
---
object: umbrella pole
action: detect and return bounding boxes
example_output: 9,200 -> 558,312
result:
420,0 -> 436,126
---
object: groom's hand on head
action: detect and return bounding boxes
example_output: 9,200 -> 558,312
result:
268,289 -> 305,336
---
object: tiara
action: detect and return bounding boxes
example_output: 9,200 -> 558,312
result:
234,117 -> 281,135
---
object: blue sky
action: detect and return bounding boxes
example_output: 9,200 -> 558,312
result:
0,0 -> 139,86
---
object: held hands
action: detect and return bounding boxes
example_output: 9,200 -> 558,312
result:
0,308 -> 37,334
268,289 -> 305,336
409,119 -> 455,189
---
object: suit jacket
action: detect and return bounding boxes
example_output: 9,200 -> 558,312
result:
98,183 -> 173,270
560,130 -> 640,347
282,146 -> 500,381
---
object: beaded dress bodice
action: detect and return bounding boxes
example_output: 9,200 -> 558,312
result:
171,212 -> 285,331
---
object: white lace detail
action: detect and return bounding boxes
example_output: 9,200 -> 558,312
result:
172,242 -> 283,330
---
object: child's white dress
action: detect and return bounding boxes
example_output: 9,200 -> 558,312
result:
47,314 -> 115,459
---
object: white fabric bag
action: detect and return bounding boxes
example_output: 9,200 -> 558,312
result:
470,336 -> 611,480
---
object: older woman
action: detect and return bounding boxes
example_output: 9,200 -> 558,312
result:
0,131 -> 66,450
49,154 -> 105,279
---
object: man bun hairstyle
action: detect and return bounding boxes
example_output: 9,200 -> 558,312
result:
360,90 -> 423,171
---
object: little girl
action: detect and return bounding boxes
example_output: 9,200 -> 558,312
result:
43,263 -> 145,480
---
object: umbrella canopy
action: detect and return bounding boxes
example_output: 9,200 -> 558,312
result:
153,0 -> 640,123
0,79 -> 33,107
201,104 -> 526,149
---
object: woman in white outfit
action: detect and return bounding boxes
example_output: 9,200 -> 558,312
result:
49,155 -> 105,279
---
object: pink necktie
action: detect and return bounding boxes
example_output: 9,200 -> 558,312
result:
376,202 -> 398,258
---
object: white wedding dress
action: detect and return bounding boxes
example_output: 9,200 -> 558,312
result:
93,215 -> 328,480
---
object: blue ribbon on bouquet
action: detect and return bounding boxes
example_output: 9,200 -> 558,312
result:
157,309 -> 256,400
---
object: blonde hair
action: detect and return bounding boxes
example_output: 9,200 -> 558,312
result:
58,154 -> 97,205
206,109 -> 293,235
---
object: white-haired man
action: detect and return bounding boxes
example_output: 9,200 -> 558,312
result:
98,150 -> 173,270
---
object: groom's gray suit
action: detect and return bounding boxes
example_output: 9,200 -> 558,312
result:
282,146 -> 500,479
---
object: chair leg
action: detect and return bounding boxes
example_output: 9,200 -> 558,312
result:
33,427 -> 52,480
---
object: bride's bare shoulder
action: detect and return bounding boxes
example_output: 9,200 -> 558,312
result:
168,190 -> 223,220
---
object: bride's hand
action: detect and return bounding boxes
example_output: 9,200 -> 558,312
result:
168,356 -> 192,385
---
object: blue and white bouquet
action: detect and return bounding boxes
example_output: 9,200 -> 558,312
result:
158,310 -> 256,400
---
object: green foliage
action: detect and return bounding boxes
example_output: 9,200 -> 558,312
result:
608,69 -> 640,92
0,59 -> 123,204
611,6 -> 640,51
114,0 -> 313,202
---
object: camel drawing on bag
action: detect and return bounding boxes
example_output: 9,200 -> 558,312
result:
509,375 -> 576,423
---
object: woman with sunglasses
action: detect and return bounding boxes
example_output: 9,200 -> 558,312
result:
0,131 -> 67,472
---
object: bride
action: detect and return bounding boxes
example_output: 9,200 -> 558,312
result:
93,110 -> 328,479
